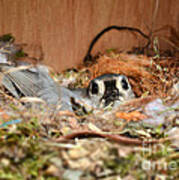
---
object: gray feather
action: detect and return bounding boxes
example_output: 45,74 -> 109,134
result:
0,64 -> 60,104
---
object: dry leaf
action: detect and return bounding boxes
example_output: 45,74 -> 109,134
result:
116,111 -> 147,121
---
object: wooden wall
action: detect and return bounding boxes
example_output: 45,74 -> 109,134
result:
0,0 -> 178,71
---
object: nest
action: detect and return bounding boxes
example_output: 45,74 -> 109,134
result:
86,53 -> 178,97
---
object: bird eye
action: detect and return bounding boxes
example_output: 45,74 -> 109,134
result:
121,77 -> 129,90
91,81 -> 98,94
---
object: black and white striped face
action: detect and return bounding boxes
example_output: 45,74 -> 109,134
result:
87,74 -> 135,107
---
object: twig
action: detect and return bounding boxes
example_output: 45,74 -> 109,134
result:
53,130 -> 165,145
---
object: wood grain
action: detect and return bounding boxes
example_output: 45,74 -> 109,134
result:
0,0 -> 178,71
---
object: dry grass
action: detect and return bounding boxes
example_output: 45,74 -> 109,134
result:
85,53 -> 178,97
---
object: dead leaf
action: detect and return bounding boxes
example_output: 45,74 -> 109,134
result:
116,111 -> 147,121
0,109 -> 10,120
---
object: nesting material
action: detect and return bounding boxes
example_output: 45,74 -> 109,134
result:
87,53 -> 178,97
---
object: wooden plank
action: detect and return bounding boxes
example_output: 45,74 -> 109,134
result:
0,0 -> 178,71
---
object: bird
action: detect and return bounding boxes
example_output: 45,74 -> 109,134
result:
0,63 -> 135,113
